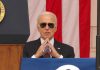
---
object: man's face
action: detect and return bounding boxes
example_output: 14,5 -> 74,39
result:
37,14 -> 57,40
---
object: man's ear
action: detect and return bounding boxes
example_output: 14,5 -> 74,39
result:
54,27 -> 57,32
37,24 -> 40,31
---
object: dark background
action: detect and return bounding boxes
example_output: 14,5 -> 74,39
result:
0,0 -> 30,44
97,0 -> 100,70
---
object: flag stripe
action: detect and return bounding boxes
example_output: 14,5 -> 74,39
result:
62,0 -> 79,58
46,0 -> 62,42
79,0 -> 90,57
27,0 -> 46,41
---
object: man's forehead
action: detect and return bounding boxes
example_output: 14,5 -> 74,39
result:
40,12 -> 56,17
38,12 -> 57,21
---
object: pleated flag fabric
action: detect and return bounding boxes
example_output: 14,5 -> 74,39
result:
27,0 -> 90,58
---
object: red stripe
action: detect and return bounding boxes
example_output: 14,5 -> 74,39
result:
46,0 -> 62,42
79,0 -> 90,57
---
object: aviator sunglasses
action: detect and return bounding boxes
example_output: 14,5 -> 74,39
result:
40,23 -> 55,28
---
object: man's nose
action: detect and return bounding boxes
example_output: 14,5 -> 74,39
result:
45,25 -> 49,29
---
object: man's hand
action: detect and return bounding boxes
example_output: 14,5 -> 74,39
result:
47,42 -> 61,58
34,39 -> 49,58
35,38 -> 61,58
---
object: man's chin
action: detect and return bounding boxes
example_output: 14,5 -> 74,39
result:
43,36 -> 51,40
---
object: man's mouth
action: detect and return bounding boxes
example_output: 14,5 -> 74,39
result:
44,32 -> 50,35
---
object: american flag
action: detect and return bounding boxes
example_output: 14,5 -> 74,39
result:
27,0 -> 91,58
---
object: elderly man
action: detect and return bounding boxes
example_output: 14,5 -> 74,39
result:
23,11 -> 75,58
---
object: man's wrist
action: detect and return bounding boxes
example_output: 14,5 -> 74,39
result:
31,54 -> 40,58
34,54 -> 40,58
31,55 -> 36,58
59,55 -> 63,58
55,54 -> 63,58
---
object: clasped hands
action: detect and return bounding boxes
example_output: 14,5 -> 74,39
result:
34,38 -> 61,58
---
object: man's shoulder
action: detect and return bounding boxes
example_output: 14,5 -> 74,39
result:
54,39 -> 73,48
24,38 -> 41,49
25,38 -> 40,44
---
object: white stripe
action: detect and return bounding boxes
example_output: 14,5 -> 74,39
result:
62,0 -> 79,58
27,0 -> 46,41
90,0 -> 97,57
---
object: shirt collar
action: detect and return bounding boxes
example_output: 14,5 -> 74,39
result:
40,38 -> 54,45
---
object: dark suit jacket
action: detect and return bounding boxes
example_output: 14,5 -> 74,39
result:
23,38 -> 75,58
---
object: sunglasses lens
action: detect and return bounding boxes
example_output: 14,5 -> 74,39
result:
40,23 -> 46,28
40,23 -> 55,28
48,23 -> 54,28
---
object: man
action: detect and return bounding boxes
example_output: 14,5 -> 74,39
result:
23,11 -> 75,58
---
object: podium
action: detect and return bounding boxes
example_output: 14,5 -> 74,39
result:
21,58 -> 96,70
0,0 -> 29,70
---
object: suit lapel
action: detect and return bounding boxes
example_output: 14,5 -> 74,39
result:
54,39 -> 61,53
35,38 -> 41,49
31,38 -> 41,53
